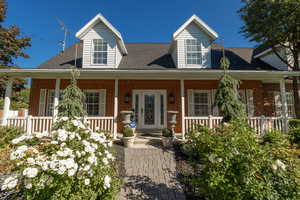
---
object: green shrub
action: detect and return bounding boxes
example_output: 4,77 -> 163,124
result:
262,129 -> 289,147
123,128 -> 134,137
289,119 -> 300,129
162,128 -> 172,137
0,126 -> 24,149
185,121 -> 300,200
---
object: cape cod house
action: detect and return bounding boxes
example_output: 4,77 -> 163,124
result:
1,14 -> 300,139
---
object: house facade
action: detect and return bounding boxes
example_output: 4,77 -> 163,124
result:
1,14 -> 300,138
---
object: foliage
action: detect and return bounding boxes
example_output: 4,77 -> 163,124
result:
262,129 -> 289,147
239,0 -> 300,118
57,69 -> 86,118
0,126 -> 24,149
215,73 -> 247,122
0,88 -> 30,110
1,70 -> 120,199
289,119 -> 300,146
0,126 -> 24,173
0,0 -> 31,97
289,119 -> 300,129
0,0 -> 31,67
184,121 -> 300,200
122,128 -> 134,137
161,128 -> 173,137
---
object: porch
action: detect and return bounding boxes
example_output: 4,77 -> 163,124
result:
1,68 -> 299,139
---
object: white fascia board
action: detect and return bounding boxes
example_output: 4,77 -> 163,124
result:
1,68 -> 300,80
75,13 -> 128,55
173,14 -> 218,40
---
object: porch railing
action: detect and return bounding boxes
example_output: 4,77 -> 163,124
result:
5,116 -> 114,135
184,116 -> 286,134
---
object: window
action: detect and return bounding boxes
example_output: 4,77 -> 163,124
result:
84,90 -> 106,116
46,90 -> 63,116
274,91 -> 295,117
188,90 -> 211,116
92,39 -> 107,65
186,39 -> 202,65
239,89 -> 254,117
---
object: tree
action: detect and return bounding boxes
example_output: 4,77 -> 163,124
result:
57,68 -> 86,118
239,0 -> 300,118
0,0 -> 31,97
215,56 -> 247,122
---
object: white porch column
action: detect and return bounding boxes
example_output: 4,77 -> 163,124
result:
53,78 -> 61,120
180,79 -> 185,140
113,79 -> 119,139
2,78 -> 13,126
280,79 -> 289,133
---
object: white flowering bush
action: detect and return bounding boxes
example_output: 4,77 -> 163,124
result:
2,117 -> 120,200
183,121 -> 300,200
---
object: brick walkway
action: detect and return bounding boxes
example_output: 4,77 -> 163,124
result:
119,147 -> 186,200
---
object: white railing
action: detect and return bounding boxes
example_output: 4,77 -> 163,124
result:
184,116 -> 286,134
5,116 -> 115,135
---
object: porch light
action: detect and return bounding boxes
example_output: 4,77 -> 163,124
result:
168,93 -> 175,104
124,92 -> 131,104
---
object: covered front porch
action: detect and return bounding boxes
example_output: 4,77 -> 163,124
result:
1,68 -> 299,139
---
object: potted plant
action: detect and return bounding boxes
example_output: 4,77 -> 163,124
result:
161,128 -> 174,147
122,127 -> 135,148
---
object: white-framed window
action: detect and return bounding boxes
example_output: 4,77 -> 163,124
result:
188,90 -> 211,116
84,90 -> 106,116
91,39 -> 107,65
185,39 -> 202,65
274,91 -> 295,117
238,89 -> 254,117
46,90 -> 63,116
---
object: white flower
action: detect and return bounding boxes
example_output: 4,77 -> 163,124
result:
27,158 -> 35,165
51,141 -> 58,145
272,159 -> 286,171
23,167 -> 38,178
35,131 -> 48,138
87,155 -> 97,165
102,157 -> 109,165
84,178 -> 90,185
10,145 -> 28,160
103,175 -> 111,189
57,129 -> 68,141
107,141 -> 113,147
1,176 -> 18,190
68,168 -> 77,177
25,183 -> 32,189
11,135 -> 27,144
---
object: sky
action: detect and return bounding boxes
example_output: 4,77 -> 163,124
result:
5,0 -> 257,68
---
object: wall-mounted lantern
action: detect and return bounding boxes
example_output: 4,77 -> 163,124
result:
168,93 -> 175,104
124,92 -> 131,104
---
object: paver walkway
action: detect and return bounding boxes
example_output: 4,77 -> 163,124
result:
119,146 -> 186,200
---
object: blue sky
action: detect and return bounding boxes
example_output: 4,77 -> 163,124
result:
5,0 -> 256,68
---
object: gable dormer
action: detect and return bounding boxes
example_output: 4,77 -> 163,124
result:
76,14 -> 127,68
170,15 -> 218,68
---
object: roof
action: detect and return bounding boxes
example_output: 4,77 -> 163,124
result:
37,42 -> 276,71
173,15 -> 218,40
75,13 -> 127,55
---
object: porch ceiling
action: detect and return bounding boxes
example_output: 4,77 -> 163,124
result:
0,68 -> 300,80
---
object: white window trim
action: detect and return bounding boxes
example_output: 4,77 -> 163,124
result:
274,91 -> 295,118
185,39 -> 205,67
90,39 -> 108,66
84,89 -> 106,116
188,90 -> 212,116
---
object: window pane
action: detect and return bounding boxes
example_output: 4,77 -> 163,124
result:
194,105 -> 208,116
194,93 -> 208,104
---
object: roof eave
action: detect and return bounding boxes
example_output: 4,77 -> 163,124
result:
173,14 -> 218,40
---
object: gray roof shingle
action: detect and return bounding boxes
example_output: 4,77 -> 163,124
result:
37,42 -> 276,70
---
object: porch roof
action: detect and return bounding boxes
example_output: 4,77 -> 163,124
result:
1,68 -> 300,81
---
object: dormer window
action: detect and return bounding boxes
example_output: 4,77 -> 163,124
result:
185,39 -> 202,65
92,39 -> 107,65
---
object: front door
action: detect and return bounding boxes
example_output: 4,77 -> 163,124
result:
133,90 -> 166,129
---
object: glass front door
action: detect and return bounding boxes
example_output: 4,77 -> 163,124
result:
133,90 -> 166,129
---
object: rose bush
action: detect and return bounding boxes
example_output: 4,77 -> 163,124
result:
1,117 -> 120,200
